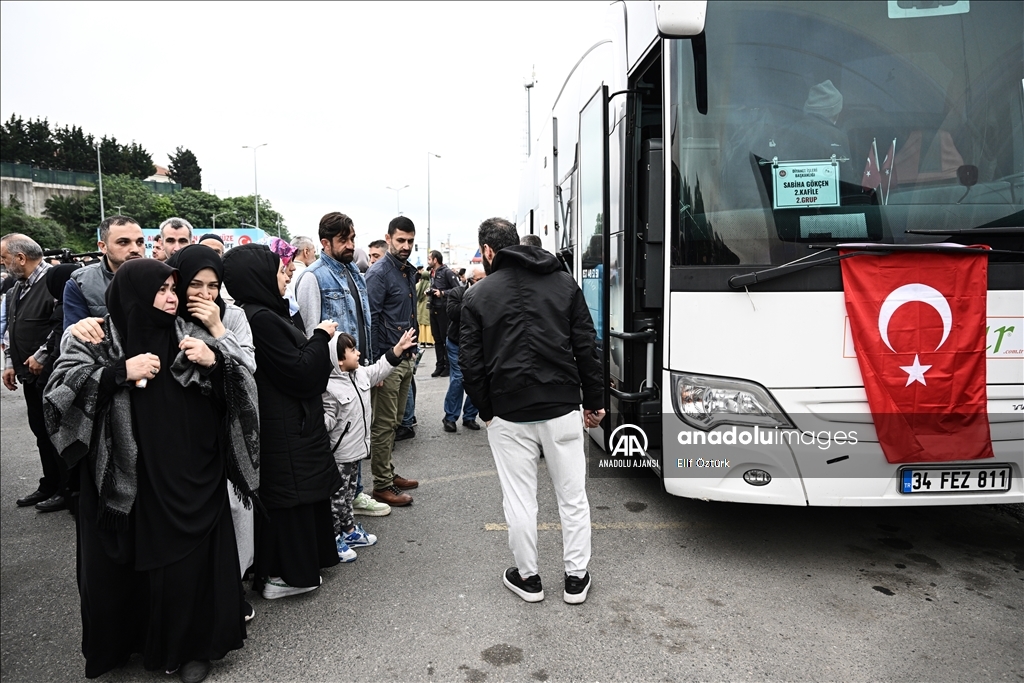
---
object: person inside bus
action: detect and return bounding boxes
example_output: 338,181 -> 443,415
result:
779,79 -> 850,162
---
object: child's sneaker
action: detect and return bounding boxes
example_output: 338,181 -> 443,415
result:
353,492 -> 391,517
335,535 -> 357,562
343,524 -> 377,547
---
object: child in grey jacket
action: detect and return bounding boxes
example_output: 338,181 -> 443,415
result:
324,328 -> 416,561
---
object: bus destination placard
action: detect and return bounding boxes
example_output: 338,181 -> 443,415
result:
773,161 -> 840,209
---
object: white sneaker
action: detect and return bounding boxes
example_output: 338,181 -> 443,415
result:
353,492 -> 391,516
336,535 -> 358,563
262,576 -> 320,600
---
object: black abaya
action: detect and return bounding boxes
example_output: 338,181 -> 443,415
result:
73,259 -> 245,677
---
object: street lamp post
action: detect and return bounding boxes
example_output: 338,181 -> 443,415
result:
427,152 -> 440,254
242,143 -> 268,233
95,143 -> 105,221
386,185 -> 409,214
524,68 -> 536,157
212,210 -> 235,230
112,205 -> 126,216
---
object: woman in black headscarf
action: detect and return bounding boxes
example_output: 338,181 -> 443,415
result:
223,243 -> 341,599
44,258 -> 260,682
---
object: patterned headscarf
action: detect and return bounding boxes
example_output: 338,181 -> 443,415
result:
266,237 -> 297,266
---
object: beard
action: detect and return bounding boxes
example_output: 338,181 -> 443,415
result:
329,246 -> 354,263
481,255 -> 492,275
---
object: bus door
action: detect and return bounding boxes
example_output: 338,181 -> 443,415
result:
577,53 -> 666,457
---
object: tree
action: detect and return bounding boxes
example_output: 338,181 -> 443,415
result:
0,115 -> 28,164
80,174 -> 158,228
1,202 -> 67,250
122,141 -> 155,179
151,195 -> 176,223
170,188 -> 229,229
223,195 -> 289,240
24,117 -> 57,168
43,195 -> 95,252
167,147 -> 202,190
53,125 -> 96,175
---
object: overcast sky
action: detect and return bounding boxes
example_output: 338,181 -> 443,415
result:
1,1 -> 608,264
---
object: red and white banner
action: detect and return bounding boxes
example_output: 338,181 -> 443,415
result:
840,248 -> 993,463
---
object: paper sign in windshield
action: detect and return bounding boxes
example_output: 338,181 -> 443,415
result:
773,161 -> 840,210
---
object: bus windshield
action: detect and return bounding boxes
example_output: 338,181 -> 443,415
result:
668,0 -> 1023,268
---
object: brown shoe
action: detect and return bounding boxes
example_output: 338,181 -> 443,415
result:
373,486 -> 413,507
393,475 -> 419,490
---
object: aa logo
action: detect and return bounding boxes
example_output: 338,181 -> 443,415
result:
609,424 -> 648,458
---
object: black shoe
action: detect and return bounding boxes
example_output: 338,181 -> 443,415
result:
563,572 -> 591,604
503,567 -> 544,602
442,419 -> 457,433
462,419 -> 481,431
431,368 -> 443,377
439,368 -> 450,377
16,489 -> 51,507
395,426 -> 415,441
179,659 -> 210,683
35,494 -> 66,513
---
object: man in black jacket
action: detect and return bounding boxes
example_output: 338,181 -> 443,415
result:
427,250 -> 460,377
460,218 -> 605,605
1,233 -> 64,512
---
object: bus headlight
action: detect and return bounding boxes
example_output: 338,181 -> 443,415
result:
671,373 -> 793,431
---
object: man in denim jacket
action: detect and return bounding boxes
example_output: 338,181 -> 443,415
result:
294,212 -> 372,360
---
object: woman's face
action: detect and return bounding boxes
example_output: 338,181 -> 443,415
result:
153,276 -> 178,313
276,260 -> 294,296
187,267 -> 220,301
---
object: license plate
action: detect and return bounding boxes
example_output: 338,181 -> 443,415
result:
899,465 -> 1013,494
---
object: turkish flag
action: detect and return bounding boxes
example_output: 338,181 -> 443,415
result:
861,139 -> 881,190
879,139 -> 897,203
840,248 -> 993,463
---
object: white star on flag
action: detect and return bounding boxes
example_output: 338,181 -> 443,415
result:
900,354 -> 932,386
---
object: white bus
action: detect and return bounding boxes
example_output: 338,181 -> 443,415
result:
518,0 -> 1023,505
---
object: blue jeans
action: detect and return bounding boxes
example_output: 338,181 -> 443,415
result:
402,377 -> 416,427
444,340 -> 478,423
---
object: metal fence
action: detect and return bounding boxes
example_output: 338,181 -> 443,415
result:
0,162 -> 180,194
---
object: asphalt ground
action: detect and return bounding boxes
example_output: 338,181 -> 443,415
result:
2,368 -> 1022,682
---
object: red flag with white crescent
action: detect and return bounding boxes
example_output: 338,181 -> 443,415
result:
861,139 -> 881,190
840,248 -> 993,463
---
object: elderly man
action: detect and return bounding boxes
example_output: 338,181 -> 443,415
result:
159,217 -> 193,258
63,215 -> 145,328
461,218 -> 604,605
286,235 -> 318,298
1,233 -> 65,512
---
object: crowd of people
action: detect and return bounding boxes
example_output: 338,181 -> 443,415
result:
0,212 -> 603,682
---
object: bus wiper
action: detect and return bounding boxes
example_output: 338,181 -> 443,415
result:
905,226 -> 1023,236
728,243 -> 1013,289
728,250 -> 862,289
